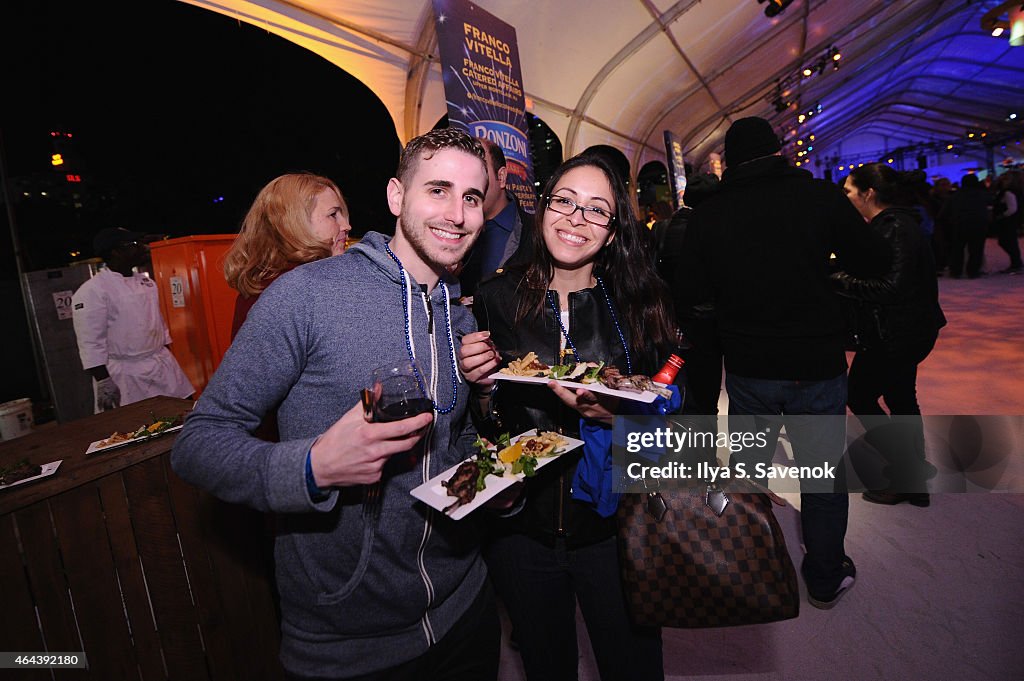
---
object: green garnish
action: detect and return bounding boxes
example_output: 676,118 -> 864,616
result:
511,455 -> 538,477
550,364 -> 571,379
583,361 -> 605,381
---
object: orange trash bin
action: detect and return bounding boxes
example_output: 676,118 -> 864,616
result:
149,235 -> 238,398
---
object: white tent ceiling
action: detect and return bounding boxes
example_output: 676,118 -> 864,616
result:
180,0 -> 1024,174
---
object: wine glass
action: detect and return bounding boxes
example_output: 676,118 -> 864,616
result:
366,359 -> 434,423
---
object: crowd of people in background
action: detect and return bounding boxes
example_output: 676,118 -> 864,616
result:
929,168 -> 1024,277
65,119 -> 1023,681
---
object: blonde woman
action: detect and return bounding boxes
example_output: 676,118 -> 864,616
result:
225,172 -> 351,337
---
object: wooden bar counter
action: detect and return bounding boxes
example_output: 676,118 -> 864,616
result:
0,396 -> 283,680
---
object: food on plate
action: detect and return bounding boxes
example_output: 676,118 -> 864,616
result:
418,430 -> 578,518
549,361 -> 603,382
441,460 -> 480,515
597,366 -> 674,399
0,459 -> 43,486
497,441 -> 523,464
517,431 -> 569,458
500,352 -> 550,377
499,355 -> 674,398
98,431 -> 135,447
441,430 -> 570,512
96,413 -> 186,448
491,430 -> 569,477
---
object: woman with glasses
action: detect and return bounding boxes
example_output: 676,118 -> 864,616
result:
225,172 -> 352,339
459,153 -> 676,680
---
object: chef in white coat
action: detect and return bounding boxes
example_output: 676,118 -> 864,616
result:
72,228 -> 194,411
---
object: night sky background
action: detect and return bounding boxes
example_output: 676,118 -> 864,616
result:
1,0 -> 402,271
1,0 -> 402,404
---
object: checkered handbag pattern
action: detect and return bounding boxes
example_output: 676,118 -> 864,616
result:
617,482 -> 800,628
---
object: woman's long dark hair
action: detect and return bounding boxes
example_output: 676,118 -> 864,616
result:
848,163 -> 928,208
512,153 -> 676,354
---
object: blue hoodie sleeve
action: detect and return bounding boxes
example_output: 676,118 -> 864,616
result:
172,271 -> 337,513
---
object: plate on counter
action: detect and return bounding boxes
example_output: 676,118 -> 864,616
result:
86,424 -> 184,455
0,460 -> 62,491
489,373 -> 661,404
410,429 -> 583,520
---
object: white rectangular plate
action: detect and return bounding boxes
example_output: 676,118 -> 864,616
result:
0,460 -> 62,491
410,429 -> 584,520
489,372 -> 660,403
86,424 -> 184,455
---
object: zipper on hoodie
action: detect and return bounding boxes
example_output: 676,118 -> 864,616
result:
420,286 -> 434,336
416,289 -> 441,645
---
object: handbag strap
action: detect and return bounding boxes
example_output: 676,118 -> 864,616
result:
644,479 -> 731,519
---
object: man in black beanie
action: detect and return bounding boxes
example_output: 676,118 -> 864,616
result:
679,116 -> 886,610
723,116 -> 782,167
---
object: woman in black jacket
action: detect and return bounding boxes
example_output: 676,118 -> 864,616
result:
458,153 -> 678,681
834,163 -> 946,506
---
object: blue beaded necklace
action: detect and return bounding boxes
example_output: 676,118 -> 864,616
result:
384,242 -> 459,414
546,275 -> 632,374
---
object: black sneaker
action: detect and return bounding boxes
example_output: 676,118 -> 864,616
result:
808,559 -> 856,610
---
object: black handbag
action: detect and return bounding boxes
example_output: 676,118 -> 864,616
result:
617,479 -> 800,628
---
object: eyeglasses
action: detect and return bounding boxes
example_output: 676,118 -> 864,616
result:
544,194 -> 615,227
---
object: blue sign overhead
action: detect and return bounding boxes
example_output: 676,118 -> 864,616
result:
433,0 -> 536,213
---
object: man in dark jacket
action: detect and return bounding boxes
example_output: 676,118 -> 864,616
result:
654,172 -> 722,415
940,173 -> 992,278
458,138 -> 533,297
681,117 -> 885,610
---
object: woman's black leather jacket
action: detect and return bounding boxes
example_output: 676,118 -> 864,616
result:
472,271 -> 663,548
831,206 -> 946,356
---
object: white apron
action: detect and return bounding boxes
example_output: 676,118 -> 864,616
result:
72,269 -> 193,410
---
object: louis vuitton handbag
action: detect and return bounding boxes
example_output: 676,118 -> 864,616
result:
617,479 -> 800,628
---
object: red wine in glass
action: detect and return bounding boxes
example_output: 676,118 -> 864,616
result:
369,360 -> 434,423
374,397 -> 434,422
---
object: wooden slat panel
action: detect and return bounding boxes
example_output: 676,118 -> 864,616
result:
238,525 -> 285,681
14,502 -> 82,663
50,484 -> 139,680
0,514 -> 46,681
163,457 -> 238,681
202,495 -> 279,681
96,474 -> 167,681
124,457 -> 210,681
165,457 -> 283,681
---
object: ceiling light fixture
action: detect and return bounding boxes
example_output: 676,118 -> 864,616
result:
758,0 -> 796,19
981,1 -> 1024,46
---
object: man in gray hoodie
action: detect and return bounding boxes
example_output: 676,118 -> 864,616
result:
172,128 -> 496,680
